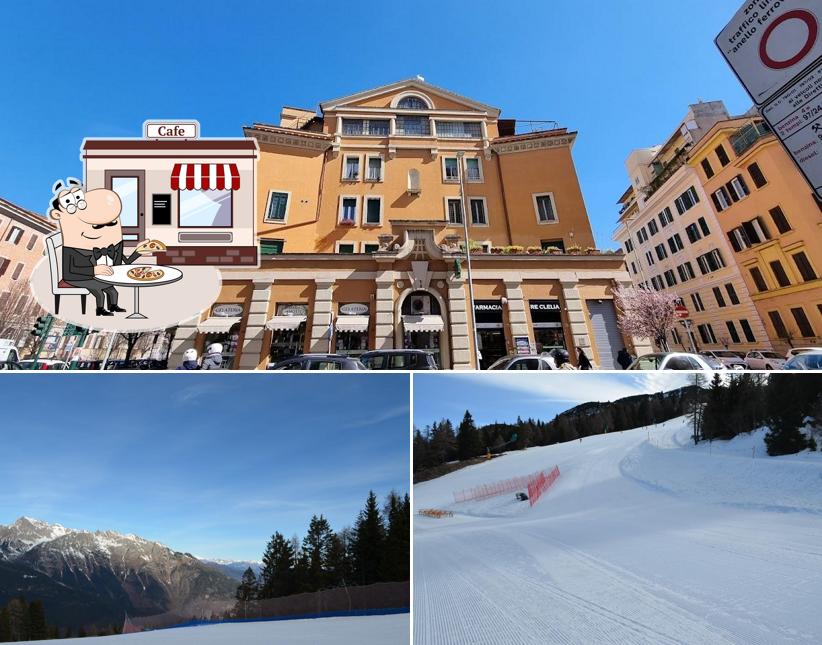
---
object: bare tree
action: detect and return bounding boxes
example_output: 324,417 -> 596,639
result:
0,282 -> 41,345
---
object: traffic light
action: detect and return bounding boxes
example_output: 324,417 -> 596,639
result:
31,315 -> 54,338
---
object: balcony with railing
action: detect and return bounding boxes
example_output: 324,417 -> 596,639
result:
643,147 -> 689,199
730,120 -> 773,156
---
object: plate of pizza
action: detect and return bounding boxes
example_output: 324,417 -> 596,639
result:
135,239 -> 167,254
127,266 -> 165,282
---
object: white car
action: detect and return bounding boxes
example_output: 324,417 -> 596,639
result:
17,359 -> 69,371
744,350 -> 786,370
785,347 -> 822,360
628,352 -> 716,371
700,350 -> 747,370
488,354 -> 555,370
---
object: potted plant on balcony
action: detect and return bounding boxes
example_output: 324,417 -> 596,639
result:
490,246 -> 504,255
526,246 -> 543,255
543,246 -> 562,255
566,244 -> 582,255
503,245 -> 524,255
584,247 -> 601,255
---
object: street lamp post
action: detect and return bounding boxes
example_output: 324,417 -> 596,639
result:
457,151 -> 481,369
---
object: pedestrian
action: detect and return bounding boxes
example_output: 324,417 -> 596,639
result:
576,347 -> 593,370
176,348 -> 200,370
201,343 -> 224,370
616,347 -> 633,370
550,348 -> 577,370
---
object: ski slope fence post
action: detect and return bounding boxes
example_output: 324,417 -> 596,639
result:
452,466 -> 560,504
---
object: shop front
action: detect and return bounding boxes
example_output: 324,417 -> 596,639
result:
529,299 -> 566,353
267,303 -> 308,365
401,290 -> 444,367
474,300 -> 507,370
197,302 -> 243,368
335,303 -> 370,357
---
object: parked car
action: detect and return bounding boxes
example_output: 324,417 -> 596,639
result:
488,354 -> 555,370
628,352 -> 715,371
0,361 -> 24,370
784,347 -> 822,360
0,340 -> 20,364
360,350 -> 439,370
17,359 -> 69,370
783,351 -> 822,370
268,354 -> 367,370
103,359 -> 168,370
744,350 -> 786,370
700,350 -> 747,370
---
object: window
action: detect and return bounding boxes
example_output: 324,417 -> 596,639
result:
342,118 -> 389,136
533,193 -> 558,223
659,207 -> 674,227
397,96 -> 429,110
677,262 -> 696,282
260,239 -> 284,255
647,219 -> 659,236
769,260 -> 791,287
364,197 -> 383,226
179,190 -> 232,227
339,196 -> 358,225
343,155 -> 360,181
624,239 -> 634,253
645,250 -> 655,266
791,307 -> 816,338
750,266 -> 768,292
712,187 -> 732,211
655,243 -> 668,261
728,175 -> 750,201
631,261 -> 638,275
696,249 -> 725,274
741,217 -> 770,245
739,319 -> 756,343
443,157 -> 460,182
768,311 -> 789,338
637,227 -> 648,244
11,262 -> 23,280
713,287 -> 726,307
366,156 -> 383,182
685,222 -> 702,243
769,206 -> 791,234
336,242 -> 356,254
664,269 -> 677,287
674,187 -> 699,214
264,191 -> 289,222
748,162 -> 767,188
715,144 -> 730,166
725,283 -> 740,305
651,275 -> 664,291
5,226 -> 23,244
395,115 -> 430,136
671,327 -> 682,345
436,121 -> 482,138
470,198 -> 488,225
464,158 -> 482,182
26,234 -> 38,251
667,234 -> 684,254
698,217 -> 710,236
691,292 -> 705,312
701,158 -> 715,179
542,239 -> 565,252
363,243 -> 380,254
726,321 -> 741,344
793,252 -> 817,281
0,257 -> 6,277
446,198 -> 463,225
697,323 -> 718,344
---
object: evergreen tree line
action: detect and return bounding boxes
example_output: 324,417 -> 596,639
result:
414,387 -> 698,470
234,490 -> 409,614
690,373 -> 821,456
0,597 -> 118,641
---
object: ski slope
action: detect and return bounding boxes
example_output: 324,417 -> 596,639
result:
21,614 -> 408,644
414,417 -> 822,645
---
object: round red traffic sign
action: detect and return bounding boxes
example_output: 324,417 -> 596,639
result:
759,9 -> 818,70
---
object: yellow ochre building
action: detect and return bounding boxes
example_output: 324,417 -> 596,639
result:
163,79 -> 649,369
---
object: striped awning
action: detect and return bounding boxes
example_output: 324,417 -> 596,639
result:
197,316 -> 241,333
402,315 -> 444,333
171,163 -> 240,191
335,316 -> 370,333
266,315 -> 307,331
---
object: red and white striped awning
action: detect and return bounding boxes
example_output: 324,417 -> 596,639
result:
171,163 -> 240,191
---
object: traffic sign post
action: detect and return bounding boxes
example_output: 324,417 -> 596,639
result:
717,1 -> 822,198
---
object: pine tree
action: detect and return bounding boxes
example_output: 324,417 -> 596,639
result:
259,532 -> 296,598
302,515 -> 333,591
0,607 -> 11,642
234,567 -> 259,619
351,490 -> 385,586
380,491 -> 410,582
325,532 -> 352,588
764,375 -> 812,456
27,601 -> 47,640
456,411 -> 482,460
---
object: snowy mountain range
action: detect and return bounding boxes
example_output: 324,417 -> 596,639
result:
199,558 -> 263,581
0,517 -> 237,629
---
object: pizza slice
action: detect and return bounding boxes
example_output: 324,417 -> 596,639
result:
135,239 -> 168,254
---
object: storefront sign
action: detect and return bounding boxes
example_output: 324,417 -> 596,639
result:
279,304 -> 308,317
474,300 -> 503,326
514,335 -> 533,356
143,120 -> 200,140
212,303 -> 244,318
339,303 -> 369,315
529,300 -> 562,326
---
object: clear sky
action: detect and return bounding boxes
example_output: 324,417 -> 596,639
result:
1,0 -> 751,248
0,374 -> 410,561
413,372 -> 693,428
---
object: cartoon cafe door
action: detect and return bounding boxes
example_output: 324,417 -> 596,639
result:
105,170 -> 145,243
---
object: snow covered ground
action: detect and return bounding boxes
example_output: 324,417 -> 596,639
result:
21,614 -> 408,644
414,417 -> 822,644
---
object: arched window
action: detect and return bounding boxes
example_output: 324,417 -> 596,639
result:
401,291 -> 442,316
397,96 -> 429,110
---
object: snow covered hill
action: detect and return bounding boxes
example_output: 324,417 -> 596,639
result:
18,614 -> 408,644
414,417 -> 822,644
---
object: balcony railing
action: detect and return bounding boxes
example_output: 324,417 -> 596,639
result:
643,147 -> 689,199
730,121 -> 773,156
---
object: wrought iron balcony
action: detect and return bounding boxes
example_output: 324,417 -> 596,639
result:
730,121 -> 773,156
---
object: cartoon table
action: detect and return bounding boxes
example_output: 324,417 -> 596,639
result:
96,265 -> 183,320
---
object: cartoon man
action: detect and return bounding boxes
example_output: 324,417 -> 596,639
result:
49,178 -> 149,316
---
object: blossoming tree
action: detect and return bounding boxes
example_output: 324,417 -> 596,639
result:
613,286 -> 678,352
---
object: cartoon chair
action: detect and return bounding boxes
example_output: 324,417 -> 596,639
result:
45,232 -> 88,315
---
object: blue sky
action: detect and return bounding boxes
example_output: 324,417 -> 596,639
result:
413,373 -> 693,428
1,0 -> 750,248
0,374 -> 409,561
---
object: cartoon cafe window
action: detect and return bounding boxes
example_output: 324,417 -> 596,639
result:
268,303 -> 308,365
204,322 -> 240,369
171,163 -> 239,227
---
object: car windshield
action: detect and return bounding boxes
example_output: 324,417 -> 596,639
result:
760,352 -> 781,359
714,351 -> 739,358
796,354 -> 822,369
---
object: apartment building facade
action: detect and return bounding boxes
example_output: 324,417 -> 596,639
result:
689,116 -> 822,353
614,102 -> 769,353
0,197 -> 55,346
167,78 -> 650,369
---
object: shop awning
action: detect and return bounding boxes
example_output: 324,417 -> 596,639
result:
266,315 -> 307,331
335,316 -> 370,333
198,316 -> 241,333
171,163 -> 240,191
402,315 -> 444,333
